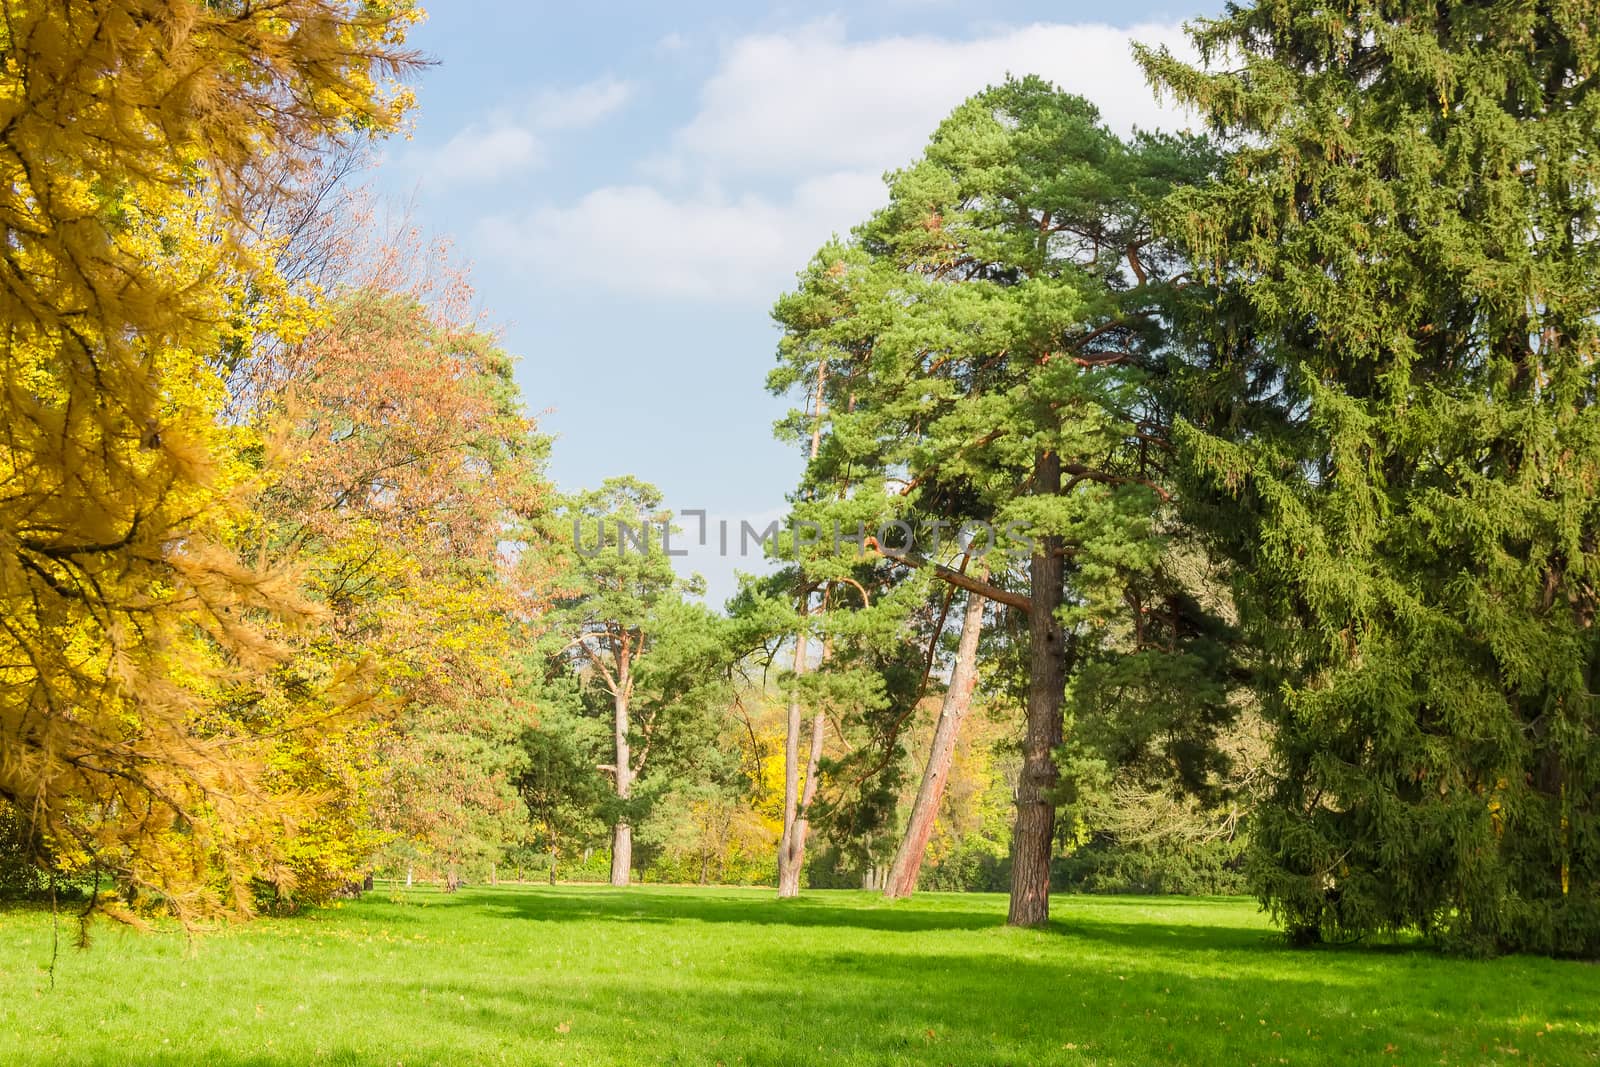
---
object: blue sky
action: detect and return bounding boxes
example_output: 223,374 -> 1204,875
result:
369,1 -> 1219,605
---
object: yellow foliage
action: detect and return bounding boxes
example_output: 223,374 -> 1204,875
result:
0,0 -> 419,926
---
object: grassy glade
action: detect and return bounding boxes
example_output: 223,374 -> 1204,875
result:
2,885 -> 1594,1066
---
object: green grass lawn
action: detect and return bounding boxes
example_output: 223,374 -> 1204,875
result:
1,884 -> 1595,1066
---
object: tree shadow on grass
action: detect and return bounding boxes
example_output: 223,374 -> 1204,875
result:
473,884 -> 1004,933
468,885 -> 1292,951
470,887 -> 1476,959
1050,914 -> 1283,954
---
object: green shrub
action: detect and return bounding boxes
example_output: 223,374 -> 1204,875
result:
1056,832 -> 1249,896
919,841 -> 1010,893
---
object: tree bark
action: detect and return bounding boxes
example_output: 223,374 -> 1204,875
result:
1009,450 -> 1065,927
610,670 -> 634,887
885,585 -> 986,899
778,707 -> 827,896
872,544 -> 1030,612
609,822 -> 632,886
778,361 -> 831,899
776,629 -> 809,897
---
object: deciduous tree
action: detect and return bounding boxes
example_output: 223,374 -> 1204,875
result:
0,0 -> 418,924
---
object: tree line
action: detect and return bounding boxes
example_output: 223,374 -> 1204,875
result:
1,0 -> 1596,958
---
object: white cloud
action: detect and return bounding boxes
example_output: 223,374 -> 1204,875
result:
425,122 -> 543,185
480,169 -> 885,301
673,20 -> 1194,177
493,20 -> 1195,300
411,78 -> 633,187
531,78 -> 634,130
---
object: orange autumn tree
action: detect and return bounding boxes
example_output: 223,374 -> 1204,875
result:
0,1 -> 419,924
242,214 -> 558,895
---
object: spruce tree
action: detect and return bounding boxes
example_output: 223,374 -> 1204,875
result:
1141,1 -> 1600,954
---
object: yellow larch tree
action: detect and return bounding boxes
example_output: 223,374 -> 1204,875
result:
0,0 -> 419,925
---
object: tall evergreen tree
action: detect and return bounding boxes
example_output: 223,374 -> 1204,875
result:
771,77 -> 1225,924
1141,0 -> 1600,954
548,478 -> 724,886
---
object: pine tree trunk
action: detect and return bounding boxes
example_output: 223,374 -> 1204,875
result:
1009,450 -> 1065,927
886,586 -> 986,899
779,708 -> 827,896
778,364 -> 831,900
610,674 -> 634,888
776,846 -> 802,896
777,630 -> 809,898
779,784 -> 817,896
610,822 -> 632,886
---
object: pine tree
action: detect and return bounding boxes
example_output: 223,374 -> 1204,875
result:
547,478 -> 726,886
770,77 -> 1223,924
1141,0 -> 1600,954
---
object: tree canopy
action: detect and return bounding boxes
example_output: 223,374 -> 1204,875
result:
1141,0 -> 1600,955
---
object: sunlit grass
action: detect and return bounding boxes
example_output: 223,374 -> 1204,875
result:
2,884 -> 1595,1065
